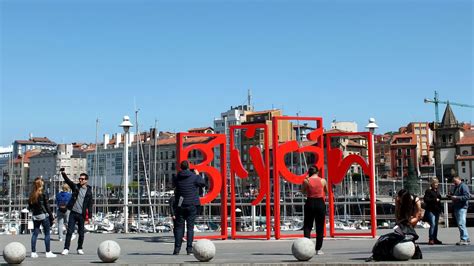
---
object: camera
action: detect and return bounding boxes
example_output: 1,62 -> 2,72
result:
60,168 -> 65,172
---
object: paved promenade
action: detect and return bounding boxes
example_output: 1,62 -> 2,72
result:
1,227 -> 473,265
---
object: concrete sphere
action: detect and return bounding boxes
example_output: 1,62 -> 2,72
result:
3,242 -> 26,264
392,241 -> 415,261
193,239 -> 216,262
292,238 -> 315,261
97,240 -> 121,263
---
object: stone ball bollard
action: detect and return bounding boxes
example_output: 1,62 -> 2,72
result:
392,241 -> 415,261
291,238 -> 315,261
193,239 -> 216,262
97,240 -> 121,263
3,242 -> 26,264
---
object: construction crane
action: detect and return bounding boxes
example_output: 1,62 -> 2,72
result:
424,90 -> 474,123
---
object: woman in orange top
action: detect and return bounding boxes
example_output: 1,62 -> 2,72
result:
301,166 -> 328,255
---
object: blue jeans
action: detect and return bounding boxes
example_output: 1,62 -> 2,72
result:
454,207 -> 470,241
174,205 -> 197,252
57,210 -> 70,240
31,218 -> 51,252
65,211 -> 85,250
425,211 -> 439,241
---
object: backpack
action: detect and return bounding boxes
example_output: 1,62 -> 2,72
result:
369,221 -> 422,261
57,192 -> 70,213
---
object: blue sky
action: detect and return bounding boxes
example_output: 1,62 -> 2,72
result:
1,0 -> 472,146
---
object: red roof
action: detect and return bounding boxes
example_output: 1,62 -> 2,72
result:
457,155 -> 474,160
390,133 -> 417,146
347,140 -> 365,148
324,128 -> 347,134
13,149 -> 42,164
457,130 -> 474,145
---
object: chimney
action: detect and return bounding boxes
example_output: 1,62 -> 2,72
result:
103,134 -> 109,149
114,133 -> 122,148
128,132 -> 135,147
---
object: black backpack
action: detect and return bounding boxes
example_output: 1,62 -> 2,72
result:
368,223 -> 422,261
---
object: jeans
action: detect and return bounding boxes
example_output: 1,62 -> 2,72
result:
174,205 -> 197,252
425,211 -> 439,241
303,198 -> 326,251
65,211 -> 85,250
454,207 -> 470,241
57,210 -> 70,240
31,217 -> 51,252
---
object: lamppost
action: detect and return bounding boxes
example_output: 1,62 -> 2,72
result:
120,115 -> 133,233
365,118 -> 378,197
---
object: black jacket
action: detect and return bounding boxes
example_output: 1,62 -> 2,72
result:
28,193 -> 53,218
61,172 -> 93,219
423,188 -> 442,214
172,170 -> 205,207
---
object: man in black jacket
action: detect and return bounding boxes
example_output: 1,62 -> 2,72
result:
172,160 -> 205,255
59,168 -> 93,255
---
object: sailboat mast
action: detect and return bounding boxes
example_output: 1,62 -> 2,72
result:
94,118 -> 99,214
135,109 -> 141,229
153,119 -> 158,217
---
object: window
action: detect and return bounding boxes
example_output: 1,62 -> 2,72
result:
449,134 -> 453,143
462,168 -> 466,173
442,135 -> 446,143
397,149 -> 402,156
406,149 -> 411,156
461,162 -> 466,166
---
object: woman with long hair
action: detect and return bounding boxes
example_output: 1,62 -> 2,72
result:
28,177 -> 56,258
423,178 -> 443,245
301,166 -> 328,255
395,188 -> 422,227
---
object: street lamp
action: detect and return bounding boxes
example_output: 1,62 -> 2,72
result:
119,115 -> 133,233
365,118 -> 378,197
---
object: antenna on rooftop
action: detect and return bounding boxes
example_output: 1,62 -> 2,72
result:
247,89 -> 253,110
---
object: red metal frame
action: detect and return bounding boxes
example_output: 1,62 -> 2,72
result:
325,132 -> 377,238
177,132 -> 227,240
272,116 -> 324,239
229,124 -> 271,240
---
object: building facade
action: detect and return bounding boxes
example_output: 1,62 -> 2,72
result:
12,137 -> 56,158
390,133 -> 418,179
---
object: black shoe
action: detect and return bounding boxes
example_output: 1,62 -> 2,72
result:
434,239 -> 443,245
173,250 -> 179,255
187,248 -> 193,255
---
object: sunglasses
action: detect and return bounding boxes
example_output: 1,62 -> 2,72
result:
79,178 -> 86,181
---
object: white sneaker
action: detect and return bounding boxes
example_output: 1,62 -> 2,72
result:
61,249 -> 69,255
316,250 -> 324,255
77,249 -> 84,255
31,252 -> 38,258
45,251 -> 57,258
71,234 -> 77,241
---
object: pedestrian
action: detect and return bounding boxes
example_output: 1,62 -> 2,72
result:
301,166 -> 327,255
60,168 -> 93,255
28,177 -> 57,258
423,177 -> 443,245
395,188 -> 423,229
56,183 -> 76,242
172,160 -> 205,255
394,189 -> 423,259
449,176 -> 471,245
